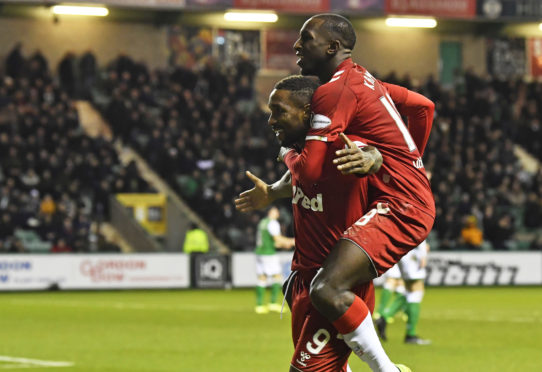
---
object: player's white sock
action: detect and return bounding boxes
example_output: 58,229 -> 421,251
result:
343,314 -> 397,372
333,296 -> 397,372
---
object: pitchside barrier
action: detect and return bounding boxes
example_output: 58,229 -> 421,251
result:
0,254 -> 190,290
1,251 -> 541,291
229,251 -> 542,287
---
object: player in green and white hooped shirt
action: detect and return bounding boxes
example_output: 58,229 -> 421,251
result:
255,207 -> 295,314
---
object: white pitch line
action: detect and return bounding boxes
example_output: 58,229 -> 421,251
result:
0,356 -> 73,369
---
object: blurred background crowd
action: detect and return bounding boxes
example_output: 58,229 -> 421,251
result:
0,45 -> 153,253
1,43 -> 541,253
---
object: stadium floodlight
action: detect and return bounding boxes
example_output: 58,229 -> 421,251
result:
385,17 -> 437,28
224,11 -> 278,23
51,5 -> 109,17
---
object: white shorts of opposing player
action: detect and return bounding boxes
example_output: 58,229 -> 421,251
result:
255,255 -> 281,285
386,241 -> 428,281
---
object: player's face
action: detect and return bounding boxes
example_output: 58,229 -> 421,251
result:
268,89 -> 309,147
294,18 -> 331,77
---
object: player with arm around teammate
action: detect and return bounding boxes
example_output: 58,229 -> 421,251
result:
237,17 -> 435,368
286,14 -> 434,372
237,75 -> 415,372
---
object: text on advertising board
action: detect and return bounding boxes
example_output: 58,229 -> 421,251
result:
80,259 -> 146,282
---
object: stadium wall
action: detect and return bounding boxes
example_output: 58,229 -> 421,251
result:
0,16 -> 168,70
354,31 -> 487,79
0,14 -> 491,81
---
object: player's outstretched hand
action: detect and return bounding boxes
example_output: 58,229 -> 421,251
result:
333,133 -> 381,176
234,171 -> 272,213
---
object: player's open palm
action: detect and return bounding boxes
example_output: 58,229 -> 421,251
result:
334,133 -> 381,176
234,171 -> 272,213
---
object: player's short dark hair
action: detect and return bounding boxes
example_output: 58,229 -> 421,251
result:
313,13 -> 356,50
274,75 -> 321,105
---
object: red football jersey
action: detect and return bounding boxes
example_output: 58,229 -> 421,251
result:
288,59 -> 435,216
286,135 -> 369,271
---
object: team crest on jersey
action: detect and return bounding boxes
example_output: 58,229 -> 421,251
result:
310,113 -> 332,130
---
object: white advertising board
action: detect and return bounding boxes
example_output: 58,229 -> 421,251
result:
232,252 -> 294,287
232,252 -> 542,288
424,251 -> 542,286
0,254 -> 190,291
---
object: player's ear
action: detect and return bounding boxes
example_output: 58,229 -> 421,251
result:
327,40 -> 340,55
302,103 -> 311,123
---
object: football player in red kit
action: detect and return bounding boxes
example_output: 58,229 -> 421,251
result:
236,75 -> 433,372
273,75 -> 380,372
236,13 -> 435,372
291,14 -> 434,372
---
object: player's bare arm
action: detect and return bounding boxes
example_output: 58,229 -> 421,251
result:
333,133 -> 383,176
273,235 -> 295,249
234,170 -> 292,213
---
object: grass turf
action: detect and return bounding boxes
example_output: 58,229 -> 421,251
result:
0,287 -> 541,371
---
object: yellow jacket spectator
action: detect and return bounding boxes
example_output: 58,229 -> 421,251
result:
461,216 -> 483,248
40,194 -> 56,216
183,225 -> 209,253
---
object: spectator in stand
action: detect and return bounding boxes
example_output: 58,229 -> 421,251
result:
58,52 -> 77,96
460,216 -> 483,249
5,43 -> 25,79
51,238 -> 73,253
39,194 -> 56,217
79,50 -> 97,99
524,192 -> 542,229
183,223 -> 209,254
28,50 -> 48,80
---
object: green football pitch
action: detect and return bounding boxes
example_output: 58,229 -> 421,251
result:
1,287 -> 541,371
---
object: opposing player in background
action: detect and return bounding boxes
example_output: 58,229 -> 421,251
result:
373,264 -> 407,324
375,240 -> 431,345
237,13 -> 435,372
255,206 -> 295,314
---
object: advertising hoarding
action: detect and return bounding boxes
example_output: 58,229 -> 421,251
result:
385,0 -> 476,18
0,254 -> 190,290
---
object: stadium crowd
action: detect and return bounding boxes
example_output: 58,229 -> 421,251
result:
0,45 -> 152,253
96,54 -> 289,251
2,44 -> 541,253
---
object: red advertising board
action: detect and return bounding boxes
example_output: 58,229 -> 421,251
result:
234,0 -> 329,13
385,0 -> 476,18
265,29 -> 299,71
529,38 -> 542,77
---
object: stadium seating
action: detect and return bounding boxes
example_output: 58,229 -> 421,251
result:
0,51 -> 152,253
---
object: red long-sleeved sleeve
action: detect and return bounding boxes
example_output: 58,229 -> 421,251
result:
283,140 -> 329,185
382,83 -> 435,155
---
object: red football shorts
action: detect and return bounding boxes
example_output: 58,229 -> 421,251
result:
342,201 -> 435,276
289,270 -> 375,372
